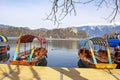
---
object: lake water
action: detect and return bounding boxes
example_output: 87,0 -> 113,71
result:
1,39 -> 80,68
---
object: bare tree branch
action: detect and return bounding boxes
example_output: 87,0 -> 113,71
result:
110,0 -> 119,22
104,0 -> 120,22
81,0 -> 95,4
46,0 -> 120,27
96,0 -> 106,9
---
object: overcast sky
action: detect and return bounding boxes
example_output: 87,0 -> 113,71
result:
0,0 -> 120,29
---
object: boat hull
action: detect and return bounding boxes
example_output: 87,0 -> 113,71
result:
10,57 -> 47,66
93,63 -> 117,69
9,60 -> 37,66
78,59 -> 117,69
78,52 -> 117,69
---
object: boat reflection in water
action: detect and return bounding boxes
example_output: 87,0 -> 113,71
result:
77,59 -> 91,68
0,53 -> 10,63
36,57 -> 47,66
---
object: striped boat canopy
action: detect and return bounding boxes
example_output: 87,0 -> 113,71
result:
79,37 -> 108,47
79,37 -> 93,47
0,35 -> 8,42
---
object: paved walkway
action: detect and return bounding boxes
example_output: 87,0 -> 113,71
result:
0,64 -> 120,80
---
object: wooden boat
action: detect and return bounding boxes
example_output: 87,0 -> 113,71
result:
10,34 -> 48,66
78,37 -> 117,68
107,39 -> 120,68
0,35 -> 10,62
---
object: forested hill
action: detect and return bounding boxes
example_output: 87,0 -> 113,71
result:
0,24 -> 87,38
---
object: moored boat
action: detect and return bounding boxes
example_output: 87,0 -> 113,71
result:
0,34 -> 10,62
78,37 -> 117,68
10,34 -> 48,66
107,39 -> 120,68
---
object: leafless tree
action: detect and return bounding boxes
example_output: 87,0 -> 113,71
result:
46,0 -> 120,26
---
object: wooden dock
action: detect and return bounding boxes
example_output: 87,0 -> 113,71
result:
0,64 -> 120,80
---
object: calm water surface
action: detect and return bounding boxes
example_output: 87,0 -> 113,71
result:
1,39 -> 80,68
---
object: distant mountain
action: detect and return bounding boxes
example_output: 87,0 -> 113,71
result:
0,24 -> 14,28
2,23 -> 120,38
39,28 -> 48,32
0,24 -> 87,38
76,25 -> 120,37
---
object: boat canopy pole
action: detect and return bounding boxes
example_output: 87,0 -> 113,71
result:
28,43 -> 36,61
88,42 -> 97,64
107,46 -> 112,64
13,33 -> 22,60
30,43 -> 31,50
24,43 -> 26,55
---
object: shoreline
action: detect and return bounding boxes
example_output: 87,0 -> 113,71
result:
8,37 -> 81,41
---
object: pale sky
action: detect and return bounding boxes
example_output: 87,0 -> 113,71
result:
0,0 -> 120,29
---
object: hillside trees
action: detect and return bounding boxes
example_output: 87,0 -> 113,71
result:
0,26 -> 87,38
